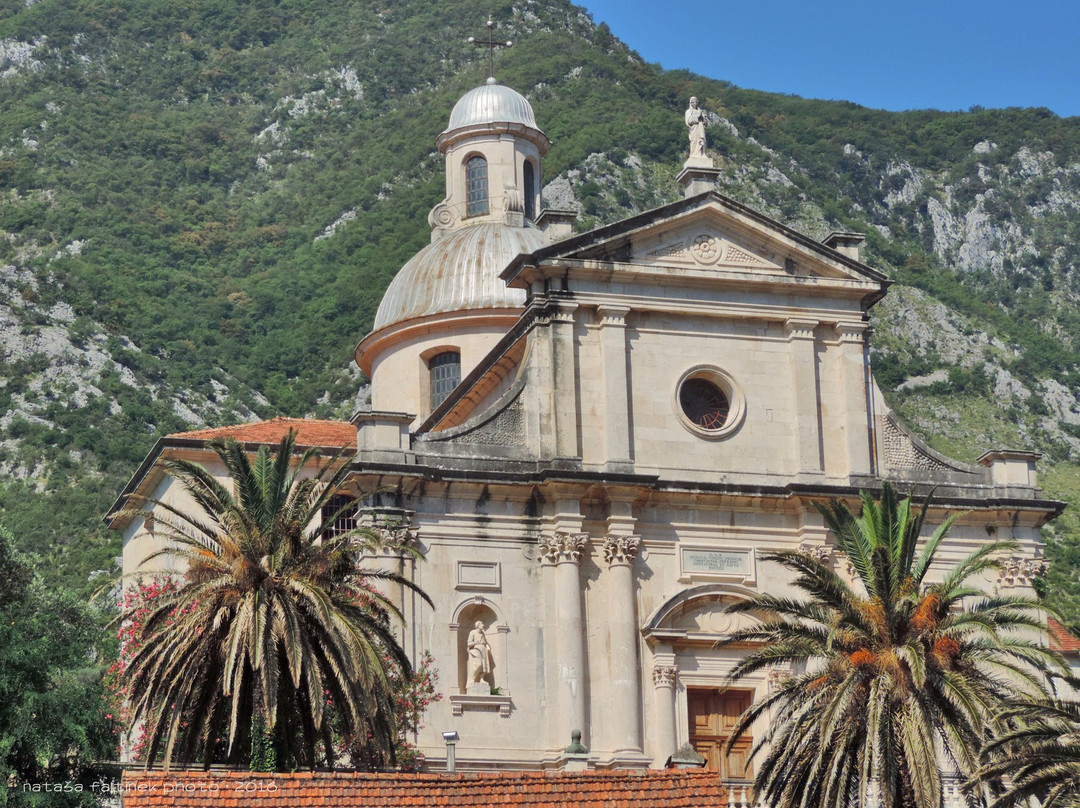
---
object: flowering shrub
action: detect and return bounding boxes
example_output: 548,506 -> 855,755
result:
103,577 -> 191,761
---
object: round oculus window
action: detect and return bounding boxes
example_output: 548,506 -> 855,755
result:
673,366 -> 745,439
679,378 -> 730,430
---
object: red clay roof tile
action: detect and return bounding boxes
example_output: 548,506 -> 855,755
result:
168,417 -> 356,450
1048,616 -> 1080,655
120,770 -> 727,807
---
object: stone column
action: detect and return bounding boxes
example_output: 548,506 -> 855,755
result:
785,318 -> 823,478
603,534 -> 642,753
652,665 -> 678,763
597,304 -> 632,468
538,531 -> 589,745
836,321 -> 871,477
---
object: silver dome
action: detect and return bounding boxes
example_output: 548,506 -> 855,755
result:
445,78 -> 538,132
372,223 -> 543,331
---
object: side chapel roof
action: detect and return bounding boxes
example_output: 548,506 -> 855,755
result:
168,416 -> 356,449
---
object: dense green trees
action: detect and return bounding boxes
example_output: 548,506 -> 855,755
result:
112,432 -> 431,770
0,525 -> 116,807
719,484 -> 1066,808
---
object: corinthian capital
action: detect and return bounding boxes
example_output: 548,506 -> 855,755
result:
603,535 -> 641,567
537,532 -> 589,566
652,665 -> 678,688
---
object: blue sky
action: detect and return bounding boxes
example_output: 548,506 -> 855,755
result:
579,0 -> 1080,118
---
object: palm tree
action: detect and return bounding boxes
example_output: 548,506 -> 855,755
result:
113,431 -> 430,770
972,697 -> 1080,808
719,483 -> 1064,808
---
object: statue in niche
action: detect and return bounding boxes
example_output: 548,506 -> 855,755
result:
467,621 -> 493,689
685,96 -> 707,159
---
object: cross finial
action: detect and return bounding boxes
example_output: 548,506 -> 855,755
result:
468,18 -> 512,81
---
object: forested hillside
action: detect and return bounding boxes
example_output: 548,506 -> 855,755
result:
1,0 -> 1080,623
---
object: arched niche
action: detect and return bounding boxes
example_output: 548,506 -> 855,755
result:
450,595 -> 509,696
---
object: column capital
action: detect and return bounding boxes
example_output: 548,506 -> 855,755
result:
652,665 -> 678,689
552,301 -> 579,324
596,303 -> 631,326
538,531 -> 589,566
835,320 -> 868,343
784,317 -> 818,341
602,534 -> 641,567
798,542 -> 833,564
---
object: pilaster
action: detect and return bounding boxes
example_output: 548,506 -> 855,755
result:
597,304 -> 633,468
785,318 -> 823,479
551,302 -> 581,460
836,321 -> 872,477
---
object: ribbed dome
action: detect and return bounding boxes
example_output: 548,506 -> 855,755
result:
445,79 -> 537,132
372,223 -> 544,331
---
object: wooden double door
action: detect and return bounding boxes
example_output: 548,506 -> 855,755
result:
688,688 -> 754,779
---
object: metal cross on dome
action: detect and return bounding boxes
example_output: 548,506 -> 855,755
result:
468,19 -> 512,80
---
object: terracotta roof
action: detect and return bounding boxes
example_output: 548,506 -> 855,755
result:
120,769 -> 726,807
1048,616 -> 1080,655
168,417 -> 356,450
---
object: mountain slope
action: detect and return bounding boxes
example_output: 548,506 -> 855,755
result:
1,0 -> 1079,618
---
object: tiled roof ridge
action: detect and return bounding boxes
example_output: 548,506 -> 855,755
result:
122,769 -> 717,781
168,416 -> 352,438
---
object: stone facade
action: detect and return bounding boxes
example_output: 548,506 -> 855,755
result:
112,82 -> 1061,774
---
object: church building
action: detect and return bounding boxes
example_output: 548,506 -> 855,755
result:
110,73 -> 1059,775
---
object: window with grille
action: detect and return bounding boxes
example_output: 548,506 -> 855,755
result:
466,156 -> 489,217
321,494 -> 358,538
430,351 -> 462,410
523,160 -> 536,221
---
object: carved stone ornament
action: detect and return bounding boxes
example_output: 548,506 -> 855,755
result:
767,667 -> 784,692
374,525 -> 419,555
428,200 -> 457,230
799,543 -> 833,564
537,532 -> 589,565
690,233 -> 720,264
602,535 -> 641,567
652,665 -> 678,688
503,185 -> 523,213
997,556 -> 1047,587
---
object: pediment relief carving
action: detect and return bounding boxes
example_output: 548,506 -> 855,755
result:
630,227 -> 783,273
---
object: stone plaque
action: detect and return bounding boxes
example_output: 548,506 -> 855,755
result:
456,560 -> 501,591
681,548 -> 750,577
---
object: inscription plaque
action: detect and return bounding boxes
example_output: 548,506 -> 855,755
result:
681,548 -> 751,576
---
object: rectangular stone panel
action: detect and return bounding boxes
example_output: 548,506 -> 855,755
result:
456,560 -> 501,591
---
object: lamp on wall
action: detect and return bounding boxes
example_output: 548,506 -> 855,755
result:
442,730 -> 460,773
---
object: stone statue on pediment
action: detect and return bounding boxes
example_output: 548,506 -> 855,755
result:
685,97 -> 707,159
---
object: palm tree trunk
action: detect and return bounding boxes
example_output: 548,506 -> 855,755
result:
250,679 -> 276,772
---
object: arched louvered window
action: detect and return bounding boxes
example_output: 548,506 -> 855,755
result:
523,160 -> 536,221
430,351 -> 462,409
466,156 -> 489,217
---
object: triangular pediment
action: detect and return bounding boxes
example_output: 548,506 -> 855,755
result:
519,193 -> 888,286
